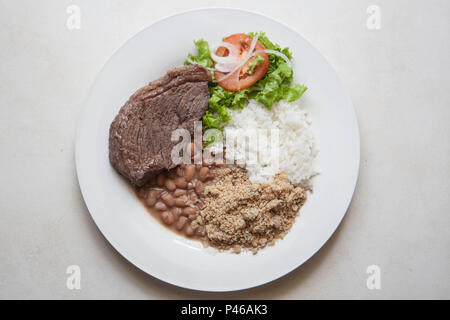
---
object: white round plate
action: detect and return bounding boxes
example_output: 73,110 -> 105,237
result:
76,8 -> 359,292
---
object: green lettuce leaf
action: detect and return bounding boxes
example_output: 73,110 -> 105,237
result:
202,110 -> 221,130
253,60 -> 307,108
282,83 -> 308,102
248,52 -> 265,74
184,39 -> 214,68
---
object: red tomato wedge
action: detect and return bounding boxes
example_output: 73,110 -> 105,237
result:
214,33 -> 269,92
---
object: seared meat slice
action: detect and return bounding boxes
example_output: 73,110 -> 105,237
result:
109,64 -> 211,186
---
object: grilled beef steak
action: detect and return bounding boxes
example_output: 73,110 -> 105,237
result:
109,64 -> 211,186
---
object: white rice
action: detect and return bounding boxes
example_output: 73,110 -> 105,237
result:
218,99 -> 318,184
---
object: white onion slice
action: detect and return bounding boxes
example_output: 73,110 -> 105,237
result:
216,34 -> 260,82
262,49 -> 292,67
210,42 -> 238,63
210,42 -> 239,73
247,34 -> 259,60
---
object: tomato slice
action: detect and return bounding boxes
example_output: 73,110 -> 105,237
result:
214,33 -> 269,92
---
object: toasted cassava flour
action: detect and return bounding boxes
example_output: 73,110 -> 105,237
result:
193,167 -> 306,253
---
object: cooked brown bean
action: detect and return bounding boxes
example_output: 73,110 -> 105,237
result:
161,193 -> 175,207
184,225 -> 194,237
188,214 -> 198,221
176,216 -> 188,230
184,165 -> 195,182
195,181 -> 205,196
147,188 -> 158,198
182,207 -> 197,216
161,211 -> 174,225
173,189 -> 187,197
202,160 -> 211,167
176,166 -> 184,177
146,195 -> 157,207
156,173 -> 165,186
138,188 -> 148,198
171,207 -> 182,218
174,177 -> 188,189
196,226 -> 206,236
198,167 -> 209,182
189,142 -> 195,157
150,189 -> 163,198
195,164 -> 202,170
168,171 -> 178,179
187,182 -> 194,190
165,179 -> 176,191
189,192 -> 198,202
154,201 -> 167,211
208,172 -> 215,180
174,198 -> 187,207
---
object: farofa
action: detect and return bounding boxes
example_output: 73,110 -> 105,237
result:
194,167 -> 307,253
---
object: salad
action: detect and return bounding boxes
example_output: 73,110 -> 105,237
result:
184,32 -> 308,132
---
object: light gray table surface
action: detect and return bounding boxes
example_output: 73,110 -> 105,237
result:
1,0 -> 449,299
